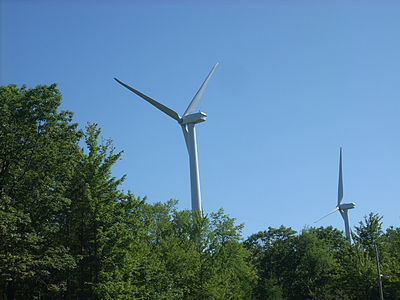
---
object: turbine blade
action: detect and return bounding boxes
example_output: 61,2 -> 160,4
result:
114,78 -> 181,122
338,147 -> 343,206
183,63 -> 219,117
314,207 -> 339,223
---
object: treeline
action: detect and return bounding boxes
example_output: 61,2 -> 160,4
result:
0,84 -> 399,300
246,217 -> 400,299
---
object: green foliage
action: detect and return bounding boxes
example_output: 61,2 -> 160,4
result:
1,84 -> 400,300
245,221 -> 400,300
354,213 -> 384,254
337,244 -> 377,299
382,227 -> 400,299
0,84 -> 81,299
63,123 -> 127,299
102,202 -> 257,300
245,226 -> 343,300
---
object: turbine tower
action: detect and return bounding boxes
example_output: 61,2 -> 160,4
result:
315,148 -> 356,242
114,63 -> 219,213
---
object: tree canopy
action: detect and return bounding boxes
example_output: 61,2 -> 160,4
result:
1,84 -> 399,299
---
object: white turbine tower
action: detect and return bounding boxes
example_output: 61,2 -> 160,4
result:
114,63 -> 219,213
315,148 -> 356,242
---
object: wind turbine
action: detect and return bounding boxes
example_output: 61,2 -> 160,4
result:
114,63 -> 219,213
315,148 -> 356,242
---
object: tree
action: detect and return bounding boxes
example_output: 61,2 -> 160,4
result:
125,204 -> 257,300
245,226 -> 296,299
342,213 -> 399,299
63,123 -> 127,299
291,231 -> 340,299
353,213 -> 384,256
382,226 -> 400,299
246,226 -> 349,300
201,209 -> 257,299
307,225 -> 348,255
337,244 -> 377,299
0,84 -> 81,299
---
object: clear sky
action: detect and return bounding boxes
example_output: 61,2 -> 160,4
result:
1,0 -> 399,238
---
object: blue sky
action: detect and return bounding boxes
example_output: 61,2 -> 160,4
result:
2,0 -> 399,238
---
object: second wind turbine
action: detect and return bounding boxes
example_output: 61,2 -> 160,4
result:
114,63 -> 219,213
315,148 -> 356,242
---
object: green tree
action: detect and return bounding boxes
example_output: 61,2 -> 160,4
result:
92,192 -> 147,300
341,213 -> 392,299
307,226 -> 348,256
201,209 -> 256,299
353,214 -> 400,299
337,244 -> 377,299
127,203 -> 257,300
245,226 -> 296,300
353,213 -> 384,256
290,231 -> 340,299
64,124 -> 127,299
382,226 -> 400,299
246,226 -> 346,300
0,84 -> 81,299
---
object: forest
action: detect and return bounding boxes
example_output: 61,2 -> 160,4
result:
0,84 -> 399,299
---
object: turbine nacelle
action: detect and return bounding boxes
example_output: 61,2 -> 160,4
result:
180,112 -> 207,125
338,202 -> 355,210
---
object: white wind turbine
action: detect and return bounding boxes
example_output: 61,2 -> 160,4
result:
315,148 -> 356,242
114,63 -> 219,213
